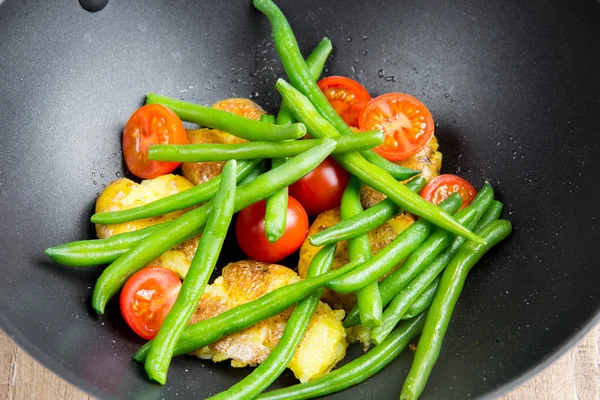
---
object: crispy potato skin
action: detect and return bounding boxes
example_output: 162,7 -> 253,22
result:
94,174 -> 199,278
298,208 -> 415,311
181,129 -> 247,185
360,135 -> 443,208
190,260 -> 347,382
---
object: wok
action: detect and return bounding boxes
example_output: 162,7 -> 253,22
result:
0,0 -> 599,398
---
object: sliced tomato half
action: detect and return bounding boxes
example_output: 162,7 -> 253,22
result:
317,76 -> 371,127
122,104 -> 188,179
120,267 -> 181,340
420,174 -> 477,209
359,93 -> 434,161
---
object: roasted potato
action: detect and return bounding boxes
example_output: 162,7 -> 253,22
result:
190,260 -> 347,383
94,174 -> 199,278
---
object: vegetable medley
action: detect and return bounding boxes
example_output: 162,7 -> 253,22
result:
45,0 -> 512,399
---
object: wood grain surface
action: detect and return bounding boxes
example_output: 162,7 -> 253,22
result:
1,324 -> 598,400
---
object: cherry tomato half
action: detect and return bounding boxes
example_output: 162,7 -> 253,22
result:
359,93 -> 434,161
317,76 -> 371,127
420,174 -> 477,210
236,197 -> 309,263
120,267 -> 181,340
123,104 -> 188,179
289,156 -> 350,216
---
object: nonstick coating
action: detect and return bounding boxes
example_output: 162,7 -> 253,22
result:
1,0 -> 599,399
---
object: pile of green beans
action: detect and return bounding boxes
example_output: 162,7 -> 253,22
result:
148,132 -> 384,162
208,245 -> 337,400
144,161 -> 238,385
44,1 -> 517,396
328,193 -> 463,294
92,140 -> 336,314
341,176 -> 382,327
343,183 -> 494,327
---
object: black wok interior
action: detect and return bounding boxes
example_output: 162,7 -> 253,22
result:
1,0 -> 599,399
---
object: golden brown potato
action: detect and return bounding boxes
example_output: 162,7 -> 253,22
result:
298,208 -> 415,311
181,128 -> 247,185
94,174 -> 199,278
360,136 -> 443,208
190,260 -> 347,382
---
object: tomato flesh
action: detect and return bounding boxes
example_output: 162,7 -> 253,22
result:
420,174 -> 477,210
289,156 -> 350,216
120,267 -> 181,340
123,104 -> 188,179
359,93 -> 434,161
236,197 -> 309,263
318,76 -> 371,127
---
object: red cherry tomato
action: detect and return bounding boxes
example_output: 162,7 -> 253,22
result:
236,197 -> 309,263
359,93 -> 435,161
420,174 -> 478,210
289,156 -> 350,216
120,267 -> 181,340
317,76 -> 371,127
122,104 -> 188,179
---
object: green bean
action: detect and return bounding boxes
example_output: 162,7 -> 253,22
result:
341,176 -> 381,327
275,78 -> 485,246
208,244 -> 336,400
145,161 -> 237,385
253,0 -> 419,181
276,37 -> 332,126
44,222 -> 173,267
146,93 -> 306,142
257,313 -> 426,400
148,132 -> 384,162
259,114 -> 276,124
343,183 -> 493,327
90,160 -> 260,225
402,277 -> 440,320
133,255 -> 364,362
264,156 -> 289,243
265,31 -> 330,242
308,176 -> 427,246
238,160 -> 268,185
328,193 -> 463,294
92,140 -> 336,314
473,200 -> 503,232
400,220 -> 513,400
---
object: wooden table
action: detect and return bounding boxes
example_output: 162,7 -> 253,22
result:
1,325 -> 598,399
